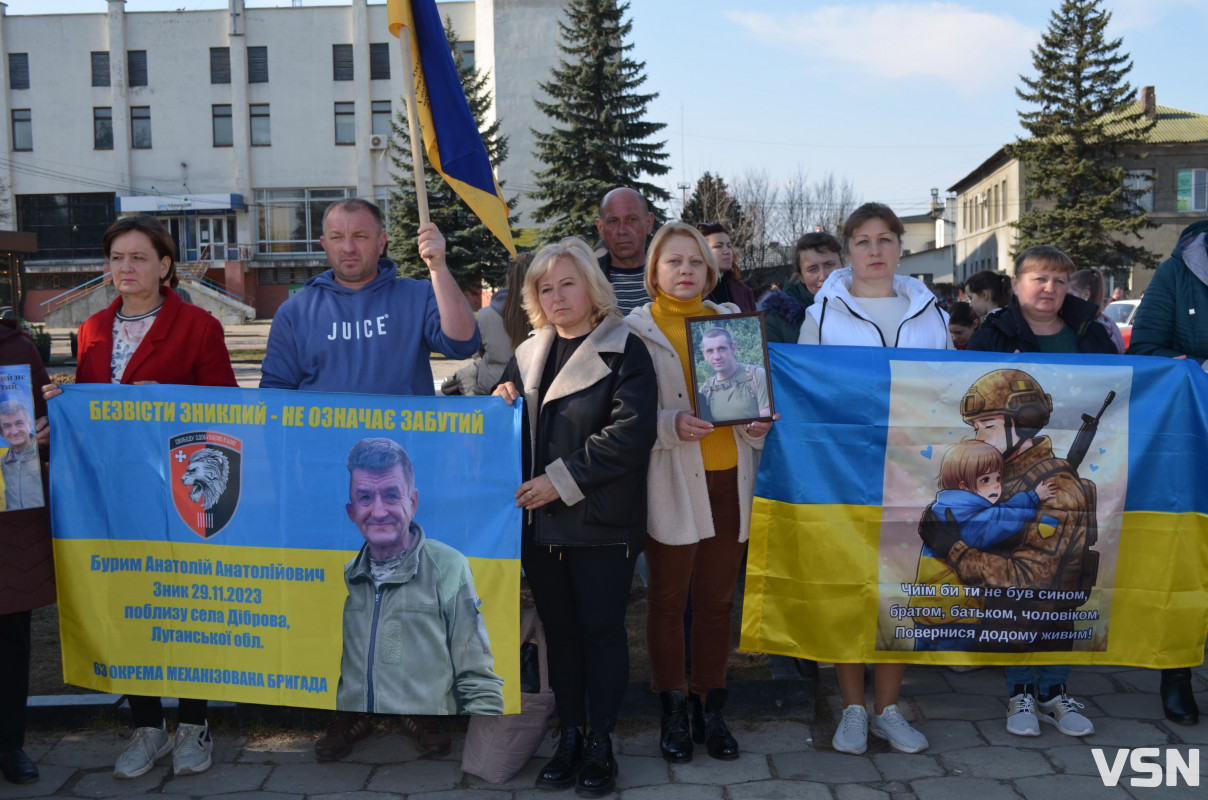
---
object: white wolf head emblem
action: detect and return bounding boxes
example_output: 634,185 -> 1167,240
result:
181,447 -> 230,509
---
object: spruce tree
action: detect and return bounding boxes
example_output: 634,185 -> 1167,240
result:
1005,0 -> 1157,276
386,17 -> 517,290
529,0 -> 670,241
682,172 -> 743,232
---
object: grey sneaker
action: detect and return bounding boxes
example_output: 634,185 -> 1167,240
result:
1006,690 -> 1041,737
1038,691 -> 1094,736
870,704 -> 929,753
114,726 -> 171,779
832,704 -> 868,755
172,722 -> 213,776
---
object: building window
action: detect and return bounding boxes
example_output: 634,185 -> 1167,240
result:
8,54 -> 29,90
370,43 -> 390,80
16,193 -> 116,260
1123,169 -> 1154,213
247,46 -> 268,83
250,104 -> 270,146
1176,168 -> 1207,213
371,101 -> 391,137
1000,180 -> 1008,219
210,47 -> 231,84
94,107 -> 113,150
131,106 -> 151,149
127,50 -> 148,87
212,104 -> 233,147
256,188 -> 353,254
91,51 -> 110,87
452,40 -> 474,70
334,102 -> 355,145
332,44 -> 353,81
11,110 -> 32,151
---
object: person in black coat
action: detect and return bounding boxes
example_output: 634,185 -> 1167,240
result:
494,237 -> 657,796
967,247 -> 1116,356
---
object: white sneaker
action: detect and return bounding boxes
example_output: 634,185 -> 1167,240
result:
870,704 -> 929,753
172,722 -> 214,776
1038,691 -> 1094,736
1006,690 -> 1040,737
832,704 -> 868,755
114,726 -> 172,779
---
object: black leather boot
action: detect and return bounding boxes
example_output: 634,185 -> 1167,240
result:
690,689 -> 740,760
536,726 -> 583,789
1160,668 -> 1199,725
658,690 -> 693,762
575,731 -> 616,796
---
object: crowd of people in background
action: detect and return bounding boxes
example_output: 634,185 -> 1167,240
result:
1,191 -> 1204,796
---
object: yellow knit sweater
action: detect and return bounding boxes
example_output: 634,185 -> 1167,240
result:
651,290 -> 737,471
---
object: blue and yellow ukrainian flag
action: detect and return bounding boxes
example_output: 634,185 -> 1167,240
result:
387,0 -> 515,255
741,344 -> 1208,668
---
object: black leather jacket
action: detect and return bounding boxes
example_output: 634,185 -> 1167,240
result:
499,316 -> 657,551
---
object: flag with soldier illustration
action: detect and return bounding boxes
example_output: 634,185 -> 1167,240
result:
742,345 -> 1208,668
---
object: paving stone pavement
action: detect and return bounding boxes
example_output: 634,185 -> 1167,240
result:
5,657 -> 1205,799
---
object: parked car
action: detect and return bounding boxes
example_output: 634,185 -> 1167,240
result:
1103,299 -> 1141,350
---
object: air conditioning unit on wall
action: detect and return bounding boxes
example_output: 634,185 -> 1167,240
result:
369,134 -> 387,150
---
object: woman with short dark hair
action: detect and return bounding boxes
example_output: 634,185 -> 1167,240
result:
44,215 -> 236,780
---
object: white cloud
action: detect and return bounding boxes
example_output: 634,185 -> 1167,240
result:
726,3 -> 1038,95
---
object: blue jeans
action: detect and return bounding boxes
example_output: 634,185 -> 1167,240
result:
1005,665 -> 1070,698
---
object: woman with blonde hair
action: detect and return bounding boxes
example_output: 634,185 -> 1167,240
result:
626,223 -> 776,764
494,237 -> 656,795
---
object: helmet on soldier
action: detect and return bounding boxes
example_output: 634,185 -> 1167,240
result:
961,369 -> 1052,442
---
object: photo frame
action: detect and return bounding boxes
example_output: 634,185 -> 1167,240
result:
0,363 -> 44,511
686,312 -> 775,427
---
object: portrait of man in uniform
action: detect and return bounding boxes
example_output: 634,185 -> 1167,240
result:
688,316 -> 773,425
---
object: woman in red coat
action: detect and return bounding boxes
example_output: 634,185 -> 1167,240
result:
45,215 -> 236,780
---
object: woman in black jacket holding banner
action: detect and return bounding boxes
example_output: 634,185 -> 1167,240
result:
494,236 -> 657,795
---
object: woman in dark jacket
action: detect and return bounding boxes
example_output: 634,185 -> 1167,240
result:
494,237 -> 656,796
698,223 -> 756,313
967,247 -> 1115,355
43,215 -> 236,781
0,322 -> 52,785
965,245 -> 1112,743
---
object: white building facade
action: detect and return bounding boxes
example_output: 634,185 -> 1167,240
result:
0,0 -> 561,319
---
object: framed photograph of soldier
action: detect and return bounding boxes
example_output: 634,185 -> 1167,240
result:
686,313 -> 775,426
0,364 -> 44,511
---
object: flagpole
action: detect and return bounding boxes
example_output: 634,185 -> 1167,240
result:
397,29 -> 430,225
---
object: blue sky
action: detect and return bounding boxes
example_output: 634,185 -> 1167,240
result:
13,0 -> 1207,217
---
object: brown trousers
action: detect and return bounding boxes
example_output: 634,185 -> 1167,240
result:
645,467 -> 746,697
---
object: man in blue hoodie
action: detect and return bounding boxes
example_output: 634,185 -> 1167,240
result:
260,198 -> 480,760
261,198 -> 480,394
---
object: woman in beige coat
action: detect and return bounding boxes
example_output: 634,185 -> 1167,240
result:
626,222 -> 776,764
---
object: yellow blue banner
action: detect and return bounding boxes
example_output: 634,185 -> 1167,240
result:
387,0 -> 516,255
742,345 -> 1208,667
50,386 -> 522,712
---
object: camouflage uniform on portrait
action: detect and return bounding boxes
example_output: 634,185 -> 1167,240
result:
699,363 -> 768,423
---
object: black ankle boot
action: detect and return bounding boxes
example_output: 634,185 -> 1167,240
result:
658,690 -> 693,763
575,732 -> 616,796
1160,668 -> 1200,725
690,689 -> 739,760
536,726 -> 583,789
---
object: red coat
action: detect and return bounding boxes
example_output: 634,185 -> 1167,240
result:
76,288 -> 237,387
0,321 -> 54,615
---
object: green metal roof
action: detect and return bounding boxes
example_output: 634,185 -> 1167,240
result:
1104,103 -> 1208,144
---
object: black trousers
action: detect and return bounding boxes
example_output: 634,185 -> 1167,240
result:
0,610 -> 32,749
522,538 -> 637,735
128,695 -> 208,728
